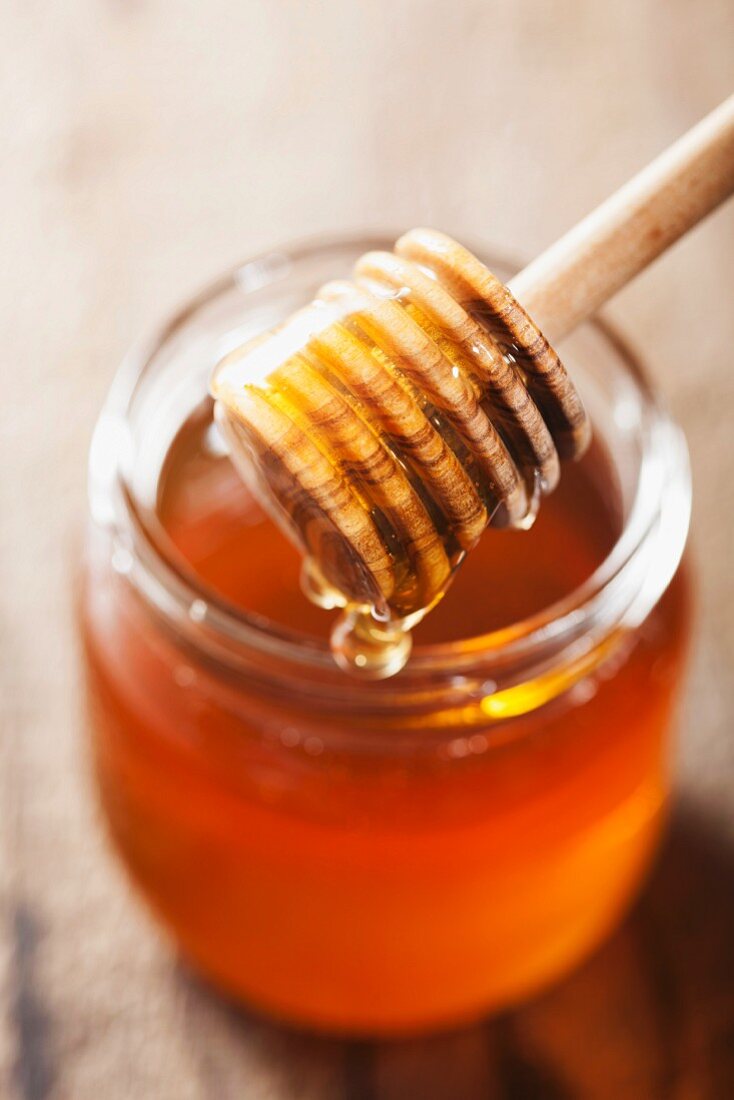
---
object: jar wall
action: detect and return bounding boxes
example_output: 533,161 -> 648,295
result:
81,525 -> 691,1034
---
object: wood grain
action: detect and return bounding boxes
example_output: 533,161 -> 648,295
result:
1,1 -> 733,1097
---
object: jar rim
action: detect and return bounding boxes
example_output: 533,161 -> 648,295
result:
89,233 -> 691,705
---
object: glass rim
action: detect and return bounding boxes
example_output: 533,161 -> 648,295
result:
88,232 -> 692,700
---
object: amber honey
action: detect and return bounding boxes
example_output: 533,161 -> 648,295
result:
81,239 -> 692,1034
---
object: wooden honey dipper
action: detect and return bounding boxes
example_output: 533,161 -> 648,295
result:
212,95 -> 734,677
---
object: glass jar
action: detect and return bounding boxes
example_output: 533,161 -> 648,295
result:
80,236 -> 692,1036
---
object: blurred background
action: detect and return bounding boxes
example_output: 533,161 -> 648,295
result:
1,2 -> 733,1097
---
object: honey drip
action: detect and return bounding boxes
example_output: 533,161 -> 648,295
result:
211,229 -> 590,677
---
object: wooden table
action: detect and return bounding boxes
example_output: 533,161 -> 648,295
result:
2,2 -> 733,1096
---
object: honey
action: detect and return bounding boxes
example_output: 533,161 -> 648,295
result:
80,238 -> 692,1034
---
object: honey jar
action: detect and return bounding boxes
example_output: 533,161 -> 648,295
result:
81,236 -> 692,1034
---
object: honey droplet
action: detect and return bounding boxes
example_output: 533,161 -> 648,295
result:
300,557 -> 344,611
330,609 -> 412,679
516,468 -> 542,531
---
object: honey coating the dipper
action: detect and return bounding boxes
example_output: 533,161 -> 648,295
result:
211,229 -> 590,677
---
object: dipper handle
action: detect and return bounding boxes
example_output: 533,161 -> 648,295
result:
510,95 -> 734,343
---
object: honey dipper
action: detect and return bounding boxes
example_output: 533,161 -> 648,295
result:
212,95 -> 734,677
